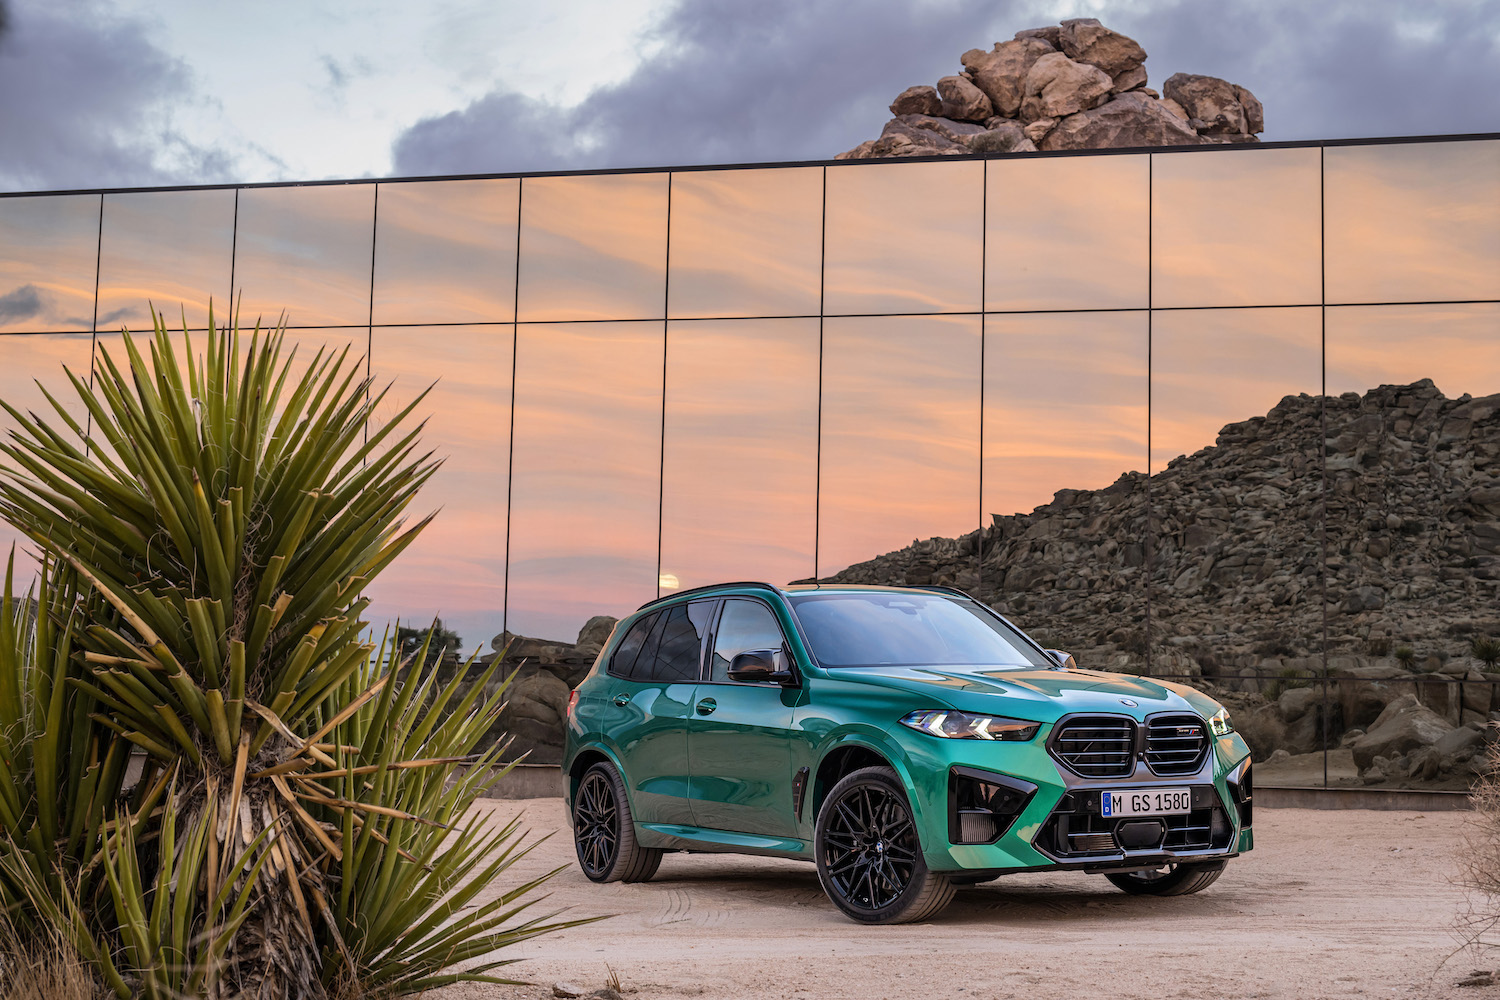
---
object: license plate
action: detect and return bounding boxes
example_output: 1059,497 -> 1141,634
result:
1100,788 -> 1192,818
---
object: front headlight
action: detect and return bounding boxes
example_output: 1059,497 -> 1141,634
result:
900,710 -> 1040,742
1208,707 -> 1235,737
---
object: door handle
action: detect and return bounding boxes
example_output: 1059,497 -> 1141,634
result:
695,698 -> 717,716
612,693 -> 631,707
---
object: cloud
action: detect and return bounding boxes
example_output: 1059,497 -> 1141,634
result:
0,0 -> 238,191
392,0 -> 1500,177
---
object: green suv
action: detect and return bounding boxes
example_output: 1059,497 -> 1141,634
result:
563,582 -> 1253,923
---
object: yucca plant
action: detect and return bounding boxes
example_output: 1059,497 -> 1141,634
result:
0,308 -> 583,997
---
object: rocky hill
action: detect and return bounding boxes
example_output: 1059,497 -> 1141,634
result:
838,18 -> 1263,158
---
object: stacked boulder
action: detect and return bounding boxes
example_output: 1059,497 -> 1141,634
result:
838,18 -> 1263,159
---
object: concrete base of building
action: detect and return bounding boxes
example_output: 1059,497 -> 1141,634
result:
1257,785 -> 1473,810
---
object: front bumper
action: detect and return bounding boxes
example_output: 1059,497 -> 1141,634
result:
912,728 -> 1254,874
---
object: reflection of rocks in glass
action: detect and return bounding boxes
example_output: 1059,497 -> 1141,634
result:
820,379 -> 1500,787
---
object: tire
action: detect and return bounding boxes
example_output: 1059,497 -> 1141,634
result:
573,761 -> 663,883
814,765 -> 954,924
1105,860 -> 1226,896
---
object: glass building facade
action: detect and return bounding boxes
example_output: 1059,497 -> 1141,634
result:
2,136 -> 1498,789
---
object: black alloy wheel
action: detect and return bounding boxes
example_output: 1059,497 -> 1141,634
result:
814,766 -> 954,923
572,761 -> 663,883
1104,859 -> 1226,896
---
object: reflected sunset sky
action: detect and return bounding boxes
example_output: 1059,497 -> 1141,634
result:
516,173 -> 667,322
372,180 -> 519,325
234,185 -> 376,328
1327,303 -> 1500,399
96,189 -> 236,333
0,196 -> 100,333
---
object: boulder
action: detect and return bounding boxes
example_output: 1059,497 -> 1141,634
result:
967,122 -> 1037,154
1350,695 -> 1456,770
1021,53 -> 1114,120
1038,92 -> 1203,151
1233,84 -> 1265,133
1277,686 -> 1321,723
1163,72 -> 1259,135
1014,25 -> 1062,47
937,74 -> 994,122
1160,97 -> 1189,121
961,38 -> 1056,118
885,113 -> 987,147
575,614 -> 618,660
504,670 -> 572,728
1436,724 -> 1485,759
1111,65 -> 1149,94
889,84 -> 942,117
1058,17 -> 1147,78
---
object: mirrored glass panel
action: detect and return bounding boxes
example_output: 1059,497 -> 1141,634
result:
985,156 -> 1149,310
1152,148 -> 1321,308
980,312 -> 1148,670
1149,308 -> 1322,781
659,319 -> 818,593
823,160 -> 983,315
1326,141 -> 1500,305
516,174 -> 668,323
233,185 -> 375,329
0,195 -> 99,333
0,333 -> 96,581
372,180 -> 519,325
363,326 -> 511,658
667,168 -> 822,319
1323,303 -> 1500,789
96,189 -> 235,334
817,315 -> 980,580
507,322 -> 662,641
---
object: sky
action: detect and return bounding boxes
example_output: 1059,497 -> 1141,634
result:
2,0 -> 1500,192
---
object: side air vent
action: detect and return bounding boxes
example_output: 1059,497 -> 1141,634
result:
1145,715 -> 1210,776
1050,716 -> 1135,778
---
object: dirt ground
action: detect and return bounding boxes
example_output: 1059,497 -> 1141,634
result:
431,799 -> 1490,1000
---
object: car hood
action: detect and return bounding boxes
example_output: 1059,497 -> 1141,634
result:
830,665 -> 1216,723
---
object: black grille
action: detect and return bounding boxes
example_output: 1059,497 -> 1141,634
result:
1037,801 -> 1232,859
1145,715 -> 1210,776
1051,716 -> 1135,778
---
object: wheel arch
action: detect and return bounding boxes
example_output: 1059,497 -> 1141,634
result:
566,743 -> 627,812
810,733 -> 924,829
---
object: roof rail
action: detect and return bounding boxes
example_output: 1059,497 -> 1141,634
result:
912,585 -> 980,600
636,580 -> 783,611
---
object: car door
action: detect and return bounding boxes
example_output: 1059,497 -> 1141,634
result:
609,600 -> 713,828
687,597 -> 798,838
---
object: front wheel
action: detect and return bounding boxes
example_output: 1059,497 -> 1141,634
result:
573,762 -> 663,883
1105,860 -> 1226,896
814,766 -> 954,923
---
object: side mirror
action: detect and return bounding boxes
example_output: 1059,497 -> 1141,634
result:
1046,649 -> 1077,670
728,649 -> 796,685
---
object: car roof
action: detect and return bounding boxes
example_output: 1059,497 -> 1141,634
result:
634,581 -> 973,613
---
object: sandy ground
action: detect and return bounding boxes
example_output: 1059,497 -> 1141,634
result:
430,798 -> 1490,1000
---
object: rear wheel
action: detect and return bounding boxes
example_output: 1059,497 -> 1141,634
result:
1105,860 -> 1226,896
815,766 -> 954,923
573,762 -> 663,883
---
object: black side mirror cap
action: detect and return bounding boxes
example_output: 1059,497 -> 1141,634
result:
728,649 -> 796,685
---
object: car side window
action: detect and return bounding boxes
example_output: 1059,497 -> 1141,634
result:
635,600 -> 714,683
710,599 -> 787,682
609,612 -> 659,678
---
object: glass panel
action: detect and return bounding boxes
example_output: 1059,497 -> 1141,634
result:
233,185 -> 376,328
516,174 -> 668,322
372,180 -> 519,325
817,315 -> 980,580
823,160 -> 983,315
985,155 -> 1149,310
667,168 -> 822,319
96,189 -> 235,334
1149,308 -> 1322,784
980,312 -> 1148,670
659,319 -> 818,593
1326,141 -> 1500,305
1151,148 -> 1321,308
0,195 -> 99,333
0,333 -> 96,581
363,326 -> 511,659
507,322 -> 662,641
1324,303 -> 1500,790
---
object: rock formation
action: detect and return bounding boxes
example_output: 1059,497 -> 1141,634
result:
838,18 -> 1262,159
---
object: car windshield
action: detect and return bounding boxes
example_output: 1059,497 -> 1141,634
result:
787,593 -> 1053,669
